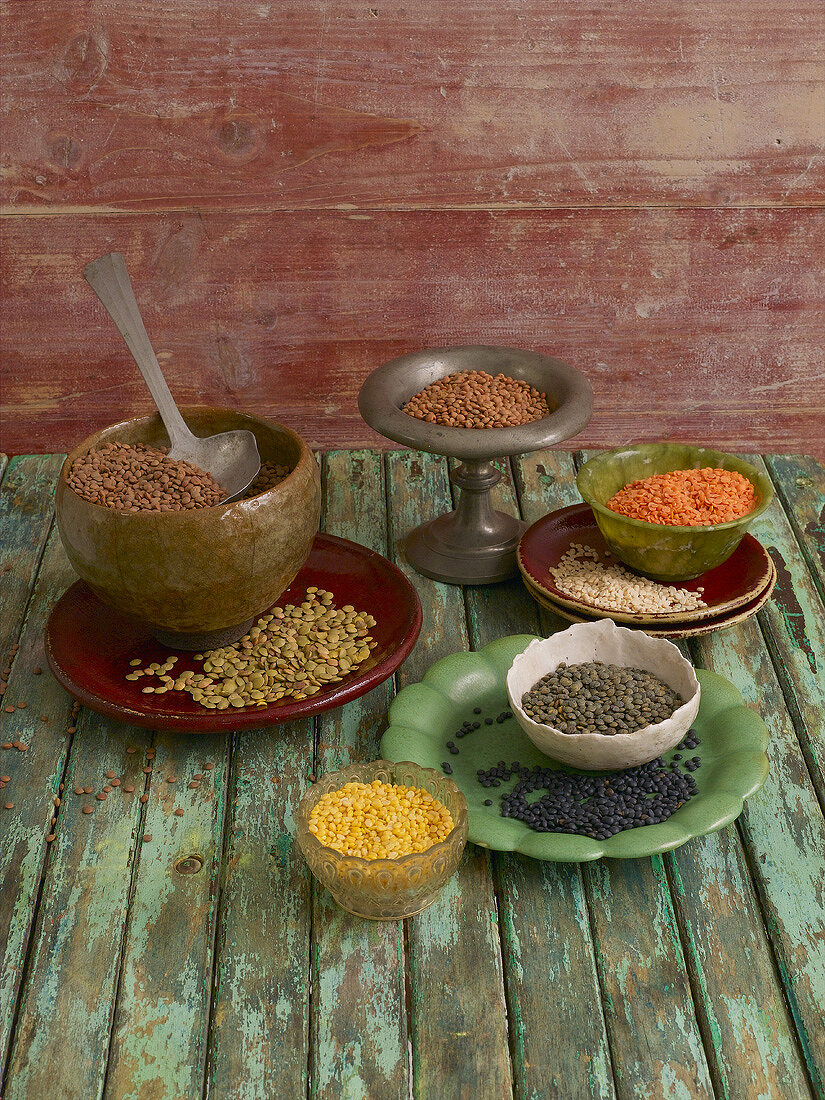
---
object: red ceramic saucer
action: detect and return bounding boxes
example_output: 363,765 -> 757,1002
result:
46,533 -> 422,731
518,503 -> 773,625
523,558 -> 776,639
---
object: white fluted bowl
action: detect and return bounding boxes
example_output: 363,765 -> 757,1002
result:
506,619 -> 700,770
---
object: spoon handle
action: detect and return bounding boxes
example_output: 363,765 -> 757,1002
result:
84,252 -> 193,451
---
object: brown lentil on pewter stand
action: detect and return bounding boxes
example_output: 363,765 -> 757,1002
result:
402,370 -> 553,429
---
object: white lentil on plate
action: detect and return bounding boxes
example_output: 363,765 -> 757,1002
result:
549,543 -> 706,615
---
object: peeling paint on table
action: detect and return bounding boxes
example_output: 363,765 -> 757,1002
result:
0,451 -> 823,1099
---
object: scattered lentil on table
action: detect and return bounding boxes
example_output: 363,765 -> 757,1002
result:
127,587 -> 377,709
550,543 -> 707,614
402,370 -> 553,428
606,467 -> 757,526
308,779 -> 454,859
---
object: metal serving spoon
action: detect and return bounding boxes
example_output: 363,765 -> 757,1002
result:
83,252 -> 260,503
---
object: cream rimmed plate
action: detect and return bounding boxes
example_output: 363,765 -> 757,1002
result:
517,503 -> 774,625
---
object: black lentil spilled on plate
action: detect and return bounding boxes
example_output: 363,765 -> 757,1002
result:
440,709 -> 701,839
480,733 -> 701,839
521,661 -> 682,735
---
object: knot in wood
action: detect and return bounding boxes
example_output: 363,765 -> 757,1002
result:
47,134 -> 82,170
174,855 -> 204,875
215,117 -> 258,158
57,33 -> 108,93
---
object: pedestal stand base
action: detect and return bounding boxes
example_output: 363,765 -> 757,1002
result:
405,510 -> 527,585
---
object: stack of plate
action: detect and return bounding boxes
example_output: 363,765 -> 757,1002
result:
517,503 -> 775,639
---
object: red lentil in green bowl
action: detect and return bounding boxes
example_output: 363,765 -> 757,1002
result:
576,445 -> 774,582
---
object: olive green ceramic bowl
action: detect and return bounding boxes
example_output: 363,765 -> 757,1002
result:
576,444 -> 773,582
56,408 -> 321,647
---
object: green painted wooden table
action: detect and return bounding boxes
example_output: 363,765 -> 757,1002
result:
1,449 -> 824,1100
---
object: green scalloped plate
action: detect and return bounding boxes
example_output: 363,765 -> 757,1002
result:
380,635 -> 769,861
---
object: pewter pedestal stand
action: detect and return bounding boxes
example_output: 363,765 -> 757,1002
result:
358,346 -> 593,585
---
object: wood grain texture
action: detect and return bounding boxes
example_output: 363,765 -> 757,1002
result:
3,209 -> 825,458
311,450 -> 408,1100
667,829 -> 813,1100
766,454 -> 825,602
0,456 -> 63,661
690,615 -> 825,1098
205,722 -> 313,1100
2,1 -> 824,212
742,455 -> 825,800
4,709 -> 150,1100
469,452 -> 616,1100
0,450 -> 823,1098
0,525 -> 79,1076
386,449 -> 514,1100
103,732 -> 229,1100
0,455 -> 68,1071
586,858 -> 714,1100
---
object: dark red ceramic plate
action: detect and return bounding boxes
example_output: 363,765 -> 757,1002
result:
518,503 -> 773,625
523,558 -> 776,638
46,533 -> 422,731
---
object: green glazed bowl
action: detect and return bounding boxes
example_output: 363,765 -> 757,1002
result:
380,635 -> 770,862
576,444 -> 774,582
56,407 -> 321,646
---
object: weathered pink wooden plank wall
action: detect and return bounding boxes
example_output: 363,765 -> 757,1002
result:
1,1 -> 824,456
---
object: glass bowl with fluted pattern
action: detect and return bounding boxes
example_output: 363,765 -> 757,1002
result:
296,760 -> 468,919
576,444 -> 773,582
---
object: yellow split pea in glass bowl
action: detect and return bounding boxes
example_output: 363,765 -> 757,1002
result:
296,760 -> 468,919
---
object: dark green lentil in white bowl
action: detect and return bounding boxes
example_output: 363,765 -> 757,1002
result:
506,619 -> 700,771
521,662 -> 682,735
